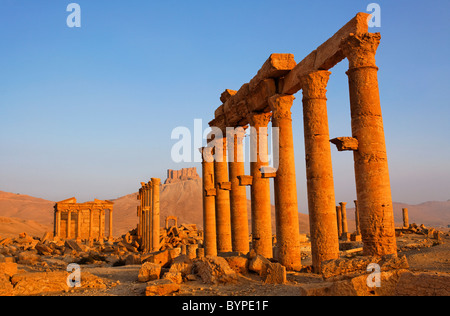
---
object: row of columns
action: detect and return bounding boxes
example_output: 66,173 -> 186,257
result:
137,178 -> 161,253
201,32 -> 397,273
54,208 -> 113,241
336,201 -> 361,240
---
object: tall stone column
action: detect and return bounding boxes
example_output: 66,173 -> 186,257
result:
89,209 -> 93,240
269,94 -> 301,271
227,127 -> 249,254
67,210 -> 72,239
340,202 -> 349,236
55,210 -> 61,238
99,210 -> 104,240
214,136 -> 233,253
151,178 -> 161,252
354,200 -> 361,235
341,33 -> 397,256
147,182 -> 153,252
137,188 -> 143,240
109,209 -> 113,241
299,71 -> 339,272
76,210 -> 82,241
402,208 -> 409,228
336,206 -> 342,237
201,146 -> 218,257
248,112 -> 273,259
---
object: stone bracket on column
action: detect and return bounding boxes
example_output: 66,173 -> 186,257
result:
218,182 -> 232,191
330,137 -> 359,151
238,175 -> 253,186
205,188 -> 217,197
260,166 -> 277,179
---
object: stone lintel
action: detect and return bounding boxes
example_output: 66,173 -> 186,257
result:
282,12 -> 370,95
220,89 -> 237,104
330,137 -> 359,151
237,175 -> 253,186
248,53 -> 297,91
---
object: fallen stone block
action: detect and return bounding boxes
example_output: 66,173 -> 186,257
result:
395,271 -> 450,296
11,272 -> 69,296
16,251 -> 41,265
138,262 -> 161,282
224,256 -> 249,274
248,254 -> 271,276
194,256 -> 238,284
64,240 -> 83,253
262,262 -> 286,285
145,279 -> 180,296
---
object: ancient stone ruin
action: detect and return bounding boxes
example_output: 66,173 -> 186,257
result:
201,12 -> 397,273
165,167 -> 200,184
53,198 -> 114,242
137,178 -> 161,252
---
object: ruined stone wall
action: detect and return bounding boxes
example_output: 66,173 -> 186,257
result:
165,168 -> 200,184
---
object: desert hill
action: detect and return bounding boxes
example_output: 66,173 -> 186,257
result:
0,179 -> 449,238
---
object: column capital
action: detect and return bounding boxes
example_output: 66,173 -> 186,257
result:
151,178 -> 161,186
340,32 -> 381,69
247,111 -> 272,128
298,71 -> 331,100
200,146 -> 215,163
340,202 -> 347,207
268,94 -> 295,121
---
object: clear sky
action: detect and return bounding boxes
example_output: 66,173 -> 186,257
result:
0,0 -> 449,209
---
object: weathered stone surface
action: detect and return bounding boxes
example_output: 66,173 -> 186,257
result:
330,137 -> 359,151
282,12 -> 370,95
138,262 -> 161,282
0,262 -> 17,277
220,89 -> 237,104
145,279 -> 180,296
11,272 -> 69,295
124,254 -> 142,266
224,256 -> 248,274
248,53 -> 296,91
64,240 -> 83,253
248,253 -> 271,276
16,251 -> 41,265
194,256 -> 238,284
395,271 -> 450,296
0,273 -> 13,296
262,262 -> 286,284
35,242 -> 53,256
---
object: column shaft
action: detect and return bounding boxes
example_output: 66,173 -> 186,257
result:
151,178 -> 161,252
201,146 -> 218,256
269,94 -> 301,271
248,112 -> 273,259
109,210 -> 113,240
227,128 -> 249,254
340,202 -> 348,235
336,206 -> 342,237
300,71 -> 339,272
214,137 -> 232,253
402,208 -> 409,228
341,33 -> 397,256
67,210 -> 72,239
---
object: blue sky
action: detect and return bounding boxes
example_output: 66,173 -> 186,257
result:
0,0 -> 449,209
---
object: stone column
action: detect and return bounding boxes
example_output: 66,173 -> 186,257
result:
89,209 -> 93,241
147,182 -> 153,252
99,209 -> 104,241
201,146 -> 218,257
76,210 -> 82,241
299,71 -> 339,272
341,33 -> 397,256
55,210 -> 61,238
269,94 -> 301,271
151,178 -> 161,252
402,208 -> 409,228
336,206 -> 342,237
214,136 -> 233,253
248,112 -> 273,259
137,188 -> 143,240
109,209 -> 113,241
227,127 -> 249,254
354,200 -> 361,235
67,210 -> 72,239
340,202 -> 349,237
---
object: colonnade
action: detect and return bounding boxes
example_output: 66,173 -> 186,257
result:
137,178 -> 161,252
